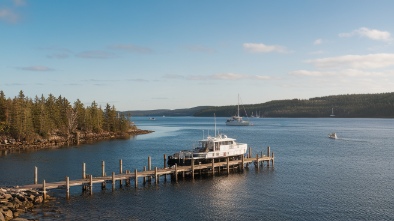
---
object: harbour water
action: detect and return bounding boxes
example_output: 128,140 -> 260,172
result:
1,117 -> 394,220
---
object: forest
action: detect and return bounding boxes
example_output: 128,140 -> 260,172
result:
0,90 -> 135,145
193,92 -> 394,118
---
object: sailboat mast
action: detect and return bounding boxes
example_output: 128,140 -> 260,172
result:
237,94 -> 240,117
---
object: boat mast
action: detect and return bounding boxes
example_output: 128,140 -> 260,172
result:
237,94 -> 240,117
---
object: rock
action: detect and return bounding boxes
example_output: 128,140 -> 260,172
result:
2,209 -> 12,220
0,211 -> 5,221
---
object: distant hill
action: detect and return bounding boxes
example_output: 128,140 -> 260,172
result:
123,106 -> 212,117
123,92 -> 394,118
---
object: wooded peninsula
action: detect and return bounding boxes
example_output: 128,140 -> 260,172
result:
0,90 -> 150,152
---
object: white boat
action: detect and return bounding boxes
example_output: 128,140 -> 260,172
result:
330,108 -> 335,117
167,133 -> 248,166
226,95 -> 250,126
329,132 -> 337,139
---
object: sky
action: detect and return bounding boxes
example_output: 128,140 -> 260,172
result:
1,0 -> 394,111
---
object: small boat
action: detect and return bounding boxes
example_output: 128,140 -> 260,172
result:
149,117 -> 155,120
167,133 -> 248,167
226,94 -> 250,126
329,132 -> 337,139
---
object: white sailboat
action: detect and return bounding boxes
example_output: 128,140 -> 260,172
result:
226,95 -> 250,126
330,108 -> 335,117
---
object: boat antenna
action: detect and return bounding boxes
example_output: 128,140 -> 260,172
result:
214,113 -> 216,137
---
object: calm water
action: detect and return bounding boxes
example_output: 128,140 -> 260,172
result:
1,117 -> 394,220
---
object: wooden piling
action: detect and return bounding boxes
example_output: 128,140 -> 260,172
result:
249,147 -> 252,158
212,159 -> 215,176
82,163 -> 86,179
34,166 -> 38,184
256,154 -> 259,170
143,166 -> 146,184
163,154 -> 166,168
66,176 -> 70,200
102,161 -> 105,177
89,175 -> 93,195
271,152 -> 275,167
191,158 -> 195,179
112,172 -> 115,191
119,159 -> 123,174
42,180 -> 46,201
226,157 -> 230,174
134,169 -> 138,188
155,167 -> 158,184
174,163 -> 178,182
241,154 -> 244,171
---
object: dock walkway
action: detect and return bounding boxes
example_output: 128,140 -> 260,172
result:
18,147 -> 274,199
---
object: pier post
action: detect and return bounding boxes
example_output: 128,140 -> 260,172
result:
267,146 -> 271,167
212,159 -> 215,176
66,176 -> 70,200
227,157 -> 230,175
148,157 -> 152,183
256,154 -> 260,170
241,154 -> 244,171
134,169 -> 138,188
271,152 -> 275,167
249,147 -> 252,158
163,154 -> 166,168
174,163 -> 178,182
119,159 -> 123,174
155,167 -> 158,184
112,172 -> 115,191
143,166 -> 146,184
89,175 -> 93,195
102,161 -> 105,177
34,166 -> 38,184
42,180 -> 46,201
191,158 -> 195,179
82,163 -> 86,179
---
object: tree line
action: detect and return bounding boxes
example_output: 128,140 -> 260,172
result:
0,90 -> 134,143
193,92 -> 394,118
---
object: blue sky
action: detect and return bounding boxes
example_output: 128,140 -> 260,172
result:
1,0 -> 394,111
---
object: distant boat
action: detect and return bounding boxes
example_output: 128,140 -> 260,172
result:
329,132 -> 337,139
226,94 -> 250,126
149,117 -> 155,120
330,108 -> 335,117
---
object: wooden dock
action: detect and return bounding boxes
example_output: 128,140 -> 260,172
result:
18,147 -> 274,199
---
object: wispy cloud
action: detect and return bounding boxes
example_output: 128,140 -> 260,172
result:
165,73 -> 272,81
0,8 -> 19,23
313,39 -> 323,45
110,44 -> 153,54
339,27 -> 392,42
243,43 -> 288,53
76,50 -> 116,59
12,0 -> 26,7
306,53 -> 394,69
18,66 -> 54,71
289,69 -> 387,77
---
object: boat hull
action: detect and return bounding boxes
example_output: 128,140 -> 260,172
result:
167,155 -> 244,167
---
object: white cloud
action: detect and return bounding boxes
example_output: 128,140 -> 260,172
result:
110,44 -> 153,54
18,66 -> 54,71
306,53 -> 394,69
243,43 -> 288,53
339,27 -> 392,42
313,39 -> 322,45
76,50 -> 116,59
0,8 -> 19,23
290,69 -> 387,77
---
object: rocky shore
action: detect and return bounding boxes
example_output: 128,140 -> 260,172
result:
0,187 -> 55,221
0,129 -> 153,154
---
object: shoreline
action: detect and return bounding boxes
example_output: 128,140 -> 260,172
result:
0,129 -> 153,155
